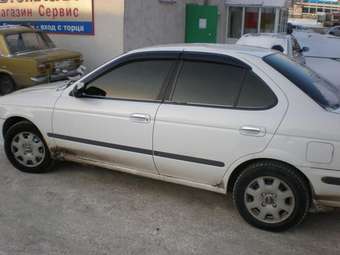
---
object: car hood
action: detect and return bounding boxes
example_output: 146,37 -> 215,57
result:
0,81 -> 66,109
15,48 -> 82,62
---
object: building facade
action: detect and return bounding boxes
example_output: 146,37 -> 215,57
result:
290,0 -> 340,19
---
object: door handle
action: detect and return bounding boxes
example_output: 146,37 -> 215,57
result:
240,126 -> 266,137
130,113 -> 151,124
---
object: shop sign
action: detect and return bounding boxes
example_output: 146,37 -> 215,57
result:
0,0 -> 94,35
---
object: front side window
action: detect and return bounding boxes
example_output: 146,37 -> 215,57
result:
264,53 -> 340,110
85,60 -> 173,101
171,61 -> 245,107
6,32 -> 54,54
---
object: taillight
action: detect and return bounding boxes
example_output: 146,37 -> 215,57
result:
75,58 -> 84,65
37,63 -> 51,73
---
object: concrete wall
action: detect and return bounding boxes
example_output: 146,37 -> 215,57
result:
124,0 -> 227,51
50,0 -> 125,71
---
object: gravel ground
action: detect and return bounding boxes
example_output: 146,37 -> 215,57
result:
0,147 -> 339,255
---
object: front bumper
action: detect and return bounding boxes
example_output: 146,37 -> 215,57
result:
304,167 -> 340,207
31,66 -> 85,84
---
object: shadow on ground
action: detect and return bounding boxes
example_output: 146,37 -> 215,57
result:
0,153 -> 339,255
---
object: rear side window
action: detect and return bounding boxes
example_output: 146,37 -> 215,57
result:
172,61 -> 245,107
237,71 -> 277,109
264,53 -> 340,110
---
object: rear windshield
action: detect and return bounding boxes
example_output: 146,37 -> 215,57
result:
263,53 -> 340,110
5,32 -> 55,55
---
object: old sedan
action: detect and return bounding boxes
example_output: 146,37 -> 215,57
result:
0,25 -> 83,95
0,44 -> 340,232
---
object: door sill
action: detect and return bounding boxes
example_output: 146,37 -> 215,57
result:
63,154 -> 226,194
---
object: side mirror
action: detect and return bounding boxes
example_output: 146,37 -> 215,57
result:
287,23 -> 293,35
329,31 -> 335,35
71,82 -> 85,98
272,45 -> 285,53
301,46 -> 309,53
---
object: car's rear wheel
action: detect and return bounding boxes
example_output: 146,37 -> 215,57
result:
0,74 -> 15,96
4,121 -> 54,173
233,161 -> 310,232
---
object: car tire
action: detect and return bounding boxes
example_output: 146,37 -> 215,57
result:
4,121 -> 54,173
0,74 -> 15,96
233,161 -> 310,232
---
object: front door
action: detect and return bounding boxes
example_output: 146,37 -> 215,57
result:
52,53 -> 178,174
153,53 -> 288,185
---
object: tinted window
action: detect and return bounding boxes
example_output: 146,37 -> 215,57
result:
172,61 -> 245,107
237,72 -> 277,109
6,32 -> 53,54
85,60 -> 173,101
264,53 -> 340,110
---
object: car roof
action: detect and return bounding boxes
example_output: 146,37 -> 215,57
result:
0,25 -> 35,35
236,33 -> 290,54
240,33 -> 290,39
129,43 -> 274,59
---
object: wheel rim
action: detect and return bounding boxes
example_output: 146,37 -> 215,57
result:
11,132 -> 46,168
244,176 -> 295,224
0,77 -> 14,95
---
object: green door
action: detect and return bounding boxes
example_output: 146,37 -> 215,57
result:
185,4 -> 218,43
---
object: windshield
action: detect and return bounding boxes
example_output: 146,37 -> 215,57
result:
263,53 -> 340,110
6,32 -> 55,55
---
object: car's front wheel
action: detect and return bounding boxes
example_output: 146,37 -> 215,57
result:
0,74 -> 15,96
233,161 -> 310,232
4,121 -> 54,173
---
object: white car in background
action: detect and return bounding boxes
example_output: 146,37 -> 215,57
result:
1,44 -> 340,232
236,33 -> 309,65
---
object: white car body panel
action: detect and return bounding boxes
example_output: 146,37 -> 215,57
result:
52,97 -> 160,175
0,82 -> 65,147
0,44 -> 339,207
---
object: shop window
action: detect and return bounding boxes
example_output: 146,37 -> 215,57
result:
310,8 -> 316,14
228,7 -> 243,39
279,9 -> 288,33
244,7 -> 259,34
302,7 -> 309,13
261,8 -> 275,33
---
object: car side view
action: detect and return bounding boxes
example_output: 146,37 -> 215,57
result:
0,44 -> 340,232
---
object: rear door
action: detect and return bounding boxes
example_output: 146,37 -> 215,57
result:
153,52 -> 288,185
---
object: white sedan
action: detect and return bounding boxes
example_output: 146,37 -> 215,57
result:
236,33 -> 309,65
1,44 -> 340,232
